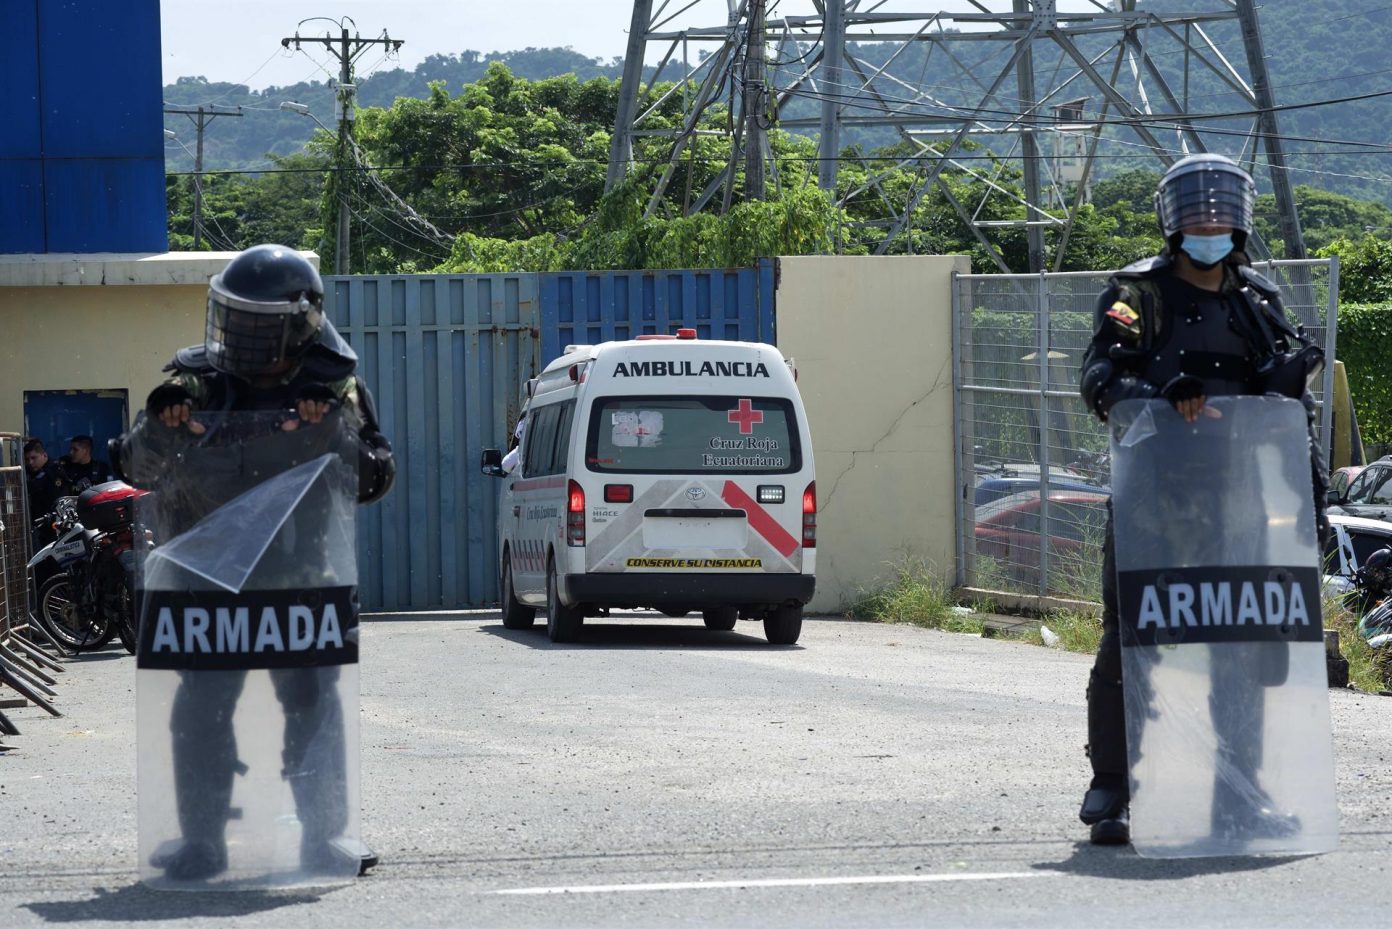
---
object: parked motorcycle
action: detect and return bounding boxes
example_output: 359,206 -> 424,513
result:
26,482 -> 147,653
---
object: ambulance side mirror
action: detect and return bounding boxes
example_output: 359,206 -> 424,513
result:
480,448 -> 506,478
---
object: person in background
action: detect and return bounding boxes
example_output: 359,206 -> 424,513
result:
58,434 -> 115,491
23,438 -> 70,548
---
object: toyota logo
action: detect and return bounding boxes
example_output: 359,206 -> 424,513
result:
686,486 -> 706,501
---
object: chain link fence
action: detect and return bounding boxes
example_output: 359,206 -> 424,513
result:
952,259 -> 1338,601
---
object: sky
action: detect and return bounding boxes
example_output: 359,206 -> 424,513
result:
159,0 -> 1111,90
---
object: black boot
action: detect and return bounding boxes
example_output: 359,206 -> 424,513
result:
1089,810 -> 1131,846
1080,777 -> 1132,846
151,838 -> 228,881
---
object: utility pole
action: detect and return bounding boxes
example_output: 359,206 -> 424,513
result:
164,105 -> 242,250
743,0 -> 767,201
282,21 -> 403,274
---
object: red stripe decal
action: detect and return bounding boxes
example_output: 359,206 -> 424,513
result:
721,481 -> 799,559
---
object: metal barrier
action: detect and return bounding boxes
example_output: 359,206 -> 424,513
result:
0,433 -> 65,732
952,259 -> 1338,601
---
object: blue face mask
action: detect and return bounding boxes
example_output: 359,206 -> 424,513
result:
1181,232 -> 1234,267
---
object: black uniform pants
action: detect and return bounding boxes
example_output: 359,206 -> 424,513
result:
169,665 -> 347,851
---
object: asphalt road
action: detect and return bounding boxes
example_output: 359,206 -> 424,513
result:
3,612 -> 1391,928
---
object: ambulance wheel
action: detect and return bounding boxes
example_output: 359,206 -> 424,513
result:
763,604 -> 803,645
703,607 -> 738,631
546,559 -> 583,643
500,552 -> 536,630
39,576 -> 112,651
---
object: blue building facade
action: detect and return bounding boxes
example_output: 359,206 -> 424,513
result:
1,0 -> 167,253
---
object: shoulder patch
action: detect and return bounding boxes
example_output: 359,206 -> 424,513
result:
1105,300 -> 1142,336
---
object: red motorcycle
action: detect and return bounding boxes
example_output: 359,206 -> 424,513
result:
27,481 -> 148,653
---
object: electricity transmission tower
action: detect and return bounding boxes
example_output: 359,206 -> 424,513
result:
606,0 -> 1308,273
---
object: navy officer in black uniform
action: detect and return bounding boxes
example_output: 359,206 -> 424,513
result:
1075,154 -> 1328,845
120,244 -> 394,881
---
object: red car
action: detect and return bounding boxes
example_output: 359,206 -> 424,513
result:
973,489 -> 1110,590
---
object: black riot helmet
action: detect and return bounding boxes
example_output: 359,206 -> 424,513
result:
206,244 -> 325,379
1154,153 -> 1256,254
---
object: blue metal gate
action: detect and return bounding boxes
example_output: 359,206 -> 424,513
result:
325,263 -> 776,612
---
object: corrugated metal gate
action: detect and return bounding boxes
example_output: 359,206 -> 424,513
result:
952,259 -> 1338,602
324,264 -> 776,612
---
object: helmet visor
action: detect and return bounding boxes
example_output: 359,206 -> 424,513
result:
1157,166 -> 1254,238
205,297 -> 321,378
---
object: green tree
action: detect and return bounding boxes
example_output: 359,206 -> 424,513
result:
1316,235 -> 1392,303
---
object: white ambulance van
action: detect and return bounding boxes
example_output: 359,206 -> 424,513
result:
481,329 -> 815,645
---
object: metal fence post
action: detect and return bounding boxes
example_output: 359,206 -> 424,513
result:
1322,255 -> 1339,460
1036,272 -> 1051,596
952,272 -> 967,588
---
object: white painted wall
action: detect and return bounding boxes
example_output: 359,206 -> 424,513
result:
775,255 -> 968,612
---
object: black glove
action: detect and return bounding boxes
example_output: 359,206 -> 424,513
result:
1160,374 -> 1205,404
146,383 -> 193,418
295,383 -> 340,407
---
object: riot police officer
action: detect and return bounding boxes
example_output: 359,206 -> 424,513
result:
1076,154 -> 1328,845
121,244 -> 395,881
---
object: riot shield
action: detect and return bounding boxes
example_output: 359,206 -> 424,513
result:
129,410 -> 362,889
1110,395 -> 1337,858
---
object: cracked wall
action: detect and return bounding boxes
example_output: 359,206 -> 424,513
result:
776,255 -> 969,613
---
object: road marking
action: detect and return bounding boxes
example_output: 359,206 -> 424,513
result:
494,872 -> 1046,895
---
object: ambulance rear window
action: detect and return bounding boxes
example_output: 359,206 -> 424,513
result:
585,396 -> 801,474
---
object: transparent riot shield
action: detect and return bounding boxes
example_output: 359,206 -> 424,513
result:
1110,395 -> 1337,858
129,410 -> 361,889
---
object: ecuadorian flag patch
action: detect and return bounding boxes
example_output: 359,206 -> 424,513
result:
1105,300 -> 1141,335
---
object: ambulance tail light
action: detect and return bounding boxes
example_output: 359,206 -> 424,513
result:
802,481 -> 817,548
567,480 -> 586,546
604,484 -> 634,503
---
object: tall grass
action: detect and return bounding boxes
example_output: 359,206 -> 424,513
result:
851,561 -> 1392,696
846,557 -> 986,634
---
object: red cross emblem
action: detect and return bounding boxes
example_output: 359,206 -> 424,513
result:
727,398 -> 764,435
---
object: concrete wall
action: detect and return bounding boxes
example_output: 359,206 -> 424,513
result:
0,252 -> 308,435
776,255 -> 968,613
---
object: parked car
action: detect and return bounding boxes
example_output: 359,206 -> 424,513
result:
973,489 -> 1110,587
1328,465 -> 1365,506
974,474 -> 1109,507
1328,457 -> 1392,522
1324,513 -> 1392,597
972,461 -> 1108,506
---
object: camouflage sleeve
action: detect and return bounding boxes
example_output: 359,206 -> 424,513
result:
335,376 -> 395,504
